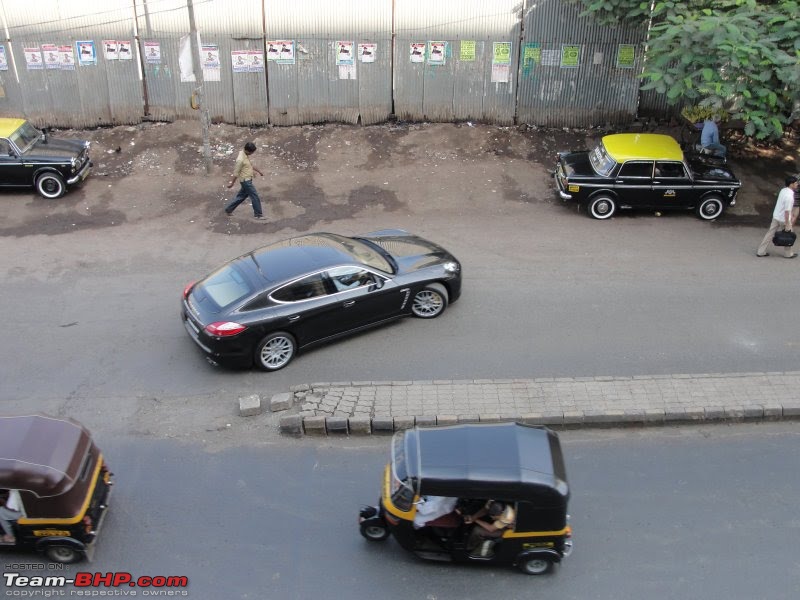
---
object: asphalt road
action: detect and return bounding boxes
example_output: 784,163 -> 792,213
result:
2,423 -> 798,600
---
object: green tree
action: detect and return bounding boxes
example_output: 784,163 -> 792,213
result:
571,0 -> 800,139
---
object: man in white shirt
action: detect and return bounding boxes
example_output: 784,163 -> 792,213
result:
0,489 -> 21,543
757,176 -> 799,258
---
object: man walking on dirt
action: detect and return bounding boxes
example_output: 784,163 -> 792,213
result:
225,142 -> 264,219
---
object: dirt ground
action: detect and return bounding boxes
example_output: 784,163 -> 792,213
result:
1,118 -> 798,240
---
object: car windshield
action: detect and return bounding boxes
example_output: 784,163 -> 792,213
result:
198,264 -> 254,310
8,121 -> 42,152
336,236 -> 395,274
589,142 -> 617,177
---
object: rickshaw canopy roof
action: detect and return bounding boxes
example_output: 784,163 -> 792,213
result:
0,414 -> 92,497
404,423 -> 569,504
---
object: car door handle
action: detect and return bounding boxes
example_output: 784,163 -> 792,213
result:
288,315 -> 300,321
343,300 -> 355,307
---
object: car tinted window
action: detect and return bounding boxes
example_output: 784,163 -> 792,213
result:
655,161 -> 688,178
9,121 -> 41,152
242,292 -> 272,311
199,264 -> 254,309
327,266 -> 376,292
272,273 -> 329,302
618,161 -> 653,178
589,143 -> 616,176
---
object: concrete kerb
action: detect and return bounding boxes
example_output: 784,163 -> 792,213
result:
274,374 -> 800,436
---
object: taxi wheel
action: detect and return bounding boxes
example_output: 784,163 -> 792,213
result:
254,332 -> 296,371
44,545 -> 83,564
518,556 -> 554,575
359,520 -> 390,541
36,172 -> 66,199
587,195 -> 616,220
696,196 -> 724,220
411,283 -> 448,318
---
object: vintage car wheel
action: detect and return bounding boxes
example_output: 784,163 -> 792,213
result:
587,195 -> 616,220
518,556 -> 554,575
359,520 -> 390,541
254,332 -> 296,371
411,283 -> 448,318
44,545 -> 83,564
35,172 -> 66,199
696,196 -> 724,220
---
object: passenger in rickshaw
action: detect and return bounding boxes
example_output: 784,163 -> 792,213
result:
462,500 -> 516,557
0,489 -> 21,543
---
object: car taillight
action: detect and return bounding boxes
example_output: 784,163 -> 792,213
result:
183,282 -> 196,299
205,321 -> 247,337
83,515 -> 93,533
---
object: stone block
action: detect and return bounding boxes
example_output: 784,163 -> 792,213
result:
763,405 -> 782,420
436,415 -> 459,426
643,408 -> 665,423
238,394 -> 262,417
742,406 -> 764,419
393,416 -> 415,430
457,414 -> 480,424
562,411 -> 585,425
478,414 -> 503,423
279,415 -> 303,435
303,416 -> 327,435
415,415 -> 437,428
290,384 -> 310,392
371,417 -> 395,433
348,417 -> 372,435
704,407 -> 726,420
326,417 -> 349,434
269,392 -> 292,412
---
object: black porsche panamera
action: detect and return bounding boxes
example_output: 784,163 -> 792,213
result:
181,229 -> 462,371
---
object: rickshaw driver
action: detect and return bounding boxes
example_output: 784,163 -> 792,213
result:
0,489 -> 21,543
462,500 -> 516,557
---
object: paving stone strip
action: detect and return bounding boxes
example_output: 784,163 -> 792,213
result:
275,372 -> 800,435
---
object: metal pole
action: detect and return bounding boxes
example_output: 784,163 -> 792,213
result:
187,0 -> 212,174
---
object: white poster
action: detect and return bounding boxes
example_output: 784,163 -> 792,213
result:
103,40 -> 119,60
267,40 -> 294,64
336,41 -> 354,65
42,44 -> 60,69
24,47 -> 43,70
179,34 -> 195,82
144,41 -> 161,64
428,41 -> 446,65
0,46 -> 8,71
358,43 -> 376,63
231,50 -> 249,72
76,40 -> 96,66
118,41 -> 133,60
59,45 -> 75,70
410,43 -> 425,63
338,64 -> 356,80
248,50 -> 264,72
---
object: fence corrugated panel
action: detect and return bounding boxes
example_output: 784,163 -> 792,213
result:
516,0 -> 646,128
394,0 -> 520,124
264,0 -> 391,126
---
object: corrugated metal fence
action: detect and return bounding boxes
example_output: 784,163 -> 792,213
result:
0,0 -> 678,128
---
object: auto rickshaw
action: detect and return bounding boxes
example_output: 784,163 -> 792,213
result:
358,422 -> 572,575
0,414 -> 113,563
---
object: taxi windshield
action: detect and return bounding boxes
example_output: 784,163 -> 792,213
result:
8,121 -> 42,153
390,431 -> 416,511
589,142 -> 617,177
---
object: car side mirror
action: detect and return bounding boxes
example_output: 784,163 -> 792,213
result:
41,127 -> 48,143
370,278 -> 384,291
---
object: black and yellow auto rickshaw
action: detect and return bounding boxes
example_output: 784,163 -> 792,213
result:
0,414 -> 113,563
358,422 -> 572,575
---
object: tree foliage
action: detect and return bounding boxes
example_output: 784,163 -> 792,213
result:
571,0 -> 800,139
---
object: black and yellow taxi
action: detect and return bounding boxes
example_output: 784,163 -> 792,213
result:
0,118 -> 92,198
358,423 -> 573,575
0,414 -> 113,563
554,133 -> 741,220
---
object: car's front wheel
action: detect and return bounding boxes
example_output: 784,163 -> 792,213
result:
254,332 -> 296,371
587,195 -> 616,219
411,283 -> 448,318
517,555 -> 554,575
696,196 -> 724,220
36,172 -> 66,199
44,545 -> 83,564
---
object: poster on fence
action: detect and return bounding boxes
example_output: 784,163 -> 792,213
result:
428,41 -> 446,65
24,47 -> 43,70
460,40 -> 476,61
118,41 -> 132,60
249,50 -> 264,72
144,41 -> 161,64
616,44 -> 635,68
336,41 -> 354,65
232,50 -> 249,72
103,40 -> 118,60
560,45 -> 580,68
267,41 -> 294,64
0,46 -> 7,70
491,42 -> 511,82
410,43 -> 425,63
358,43 -> 376,63
338,64 -> 356,80
42,44 -> 60,69
59,45 -> 75,70
202,44 -> 220,81
77,41 -> 96,66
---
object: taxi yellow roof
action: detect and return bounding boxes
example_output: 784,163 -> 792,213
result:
602,133 -> 683,162
0,118 -> 26,138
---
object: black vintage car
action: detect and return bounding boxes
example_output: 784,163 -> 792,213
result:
0,118 -> 92,198
182,230 -> 462,371
554,133 -> 741,220
358,423 -> 573,575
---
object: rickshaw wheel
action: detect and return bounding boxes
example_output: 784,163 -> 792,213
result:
44,545 -> 83,564
359,521 -> 390,541
518,556 -> 553,575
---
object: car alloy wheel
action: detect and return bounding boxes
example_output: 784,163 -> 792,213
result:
696,196 -> 723,220
255,332 -> 296,371
411,283 -> 448,318
588,195 -> 616,219
36,173 -> 66,199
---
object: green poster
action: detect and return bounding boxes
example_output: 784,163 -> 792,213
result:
460,40 -> 475,61
523,43 -> 540,67
616,44 -> 635,68
561,45 -> 580,68
492,42 -> 511,65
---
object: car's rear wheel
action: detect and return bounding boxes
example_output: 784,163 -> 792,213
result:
36,172 -> 66,199
696,196 -> 724,220
518,556 -> 554,575
587,195 -> 616,219
254,332 -> 296,371
411,283 -> 448,318
44,545 -> 83,564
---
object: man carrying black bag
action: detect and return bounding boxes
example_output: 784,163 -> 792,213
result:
756,176 -> 799,258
